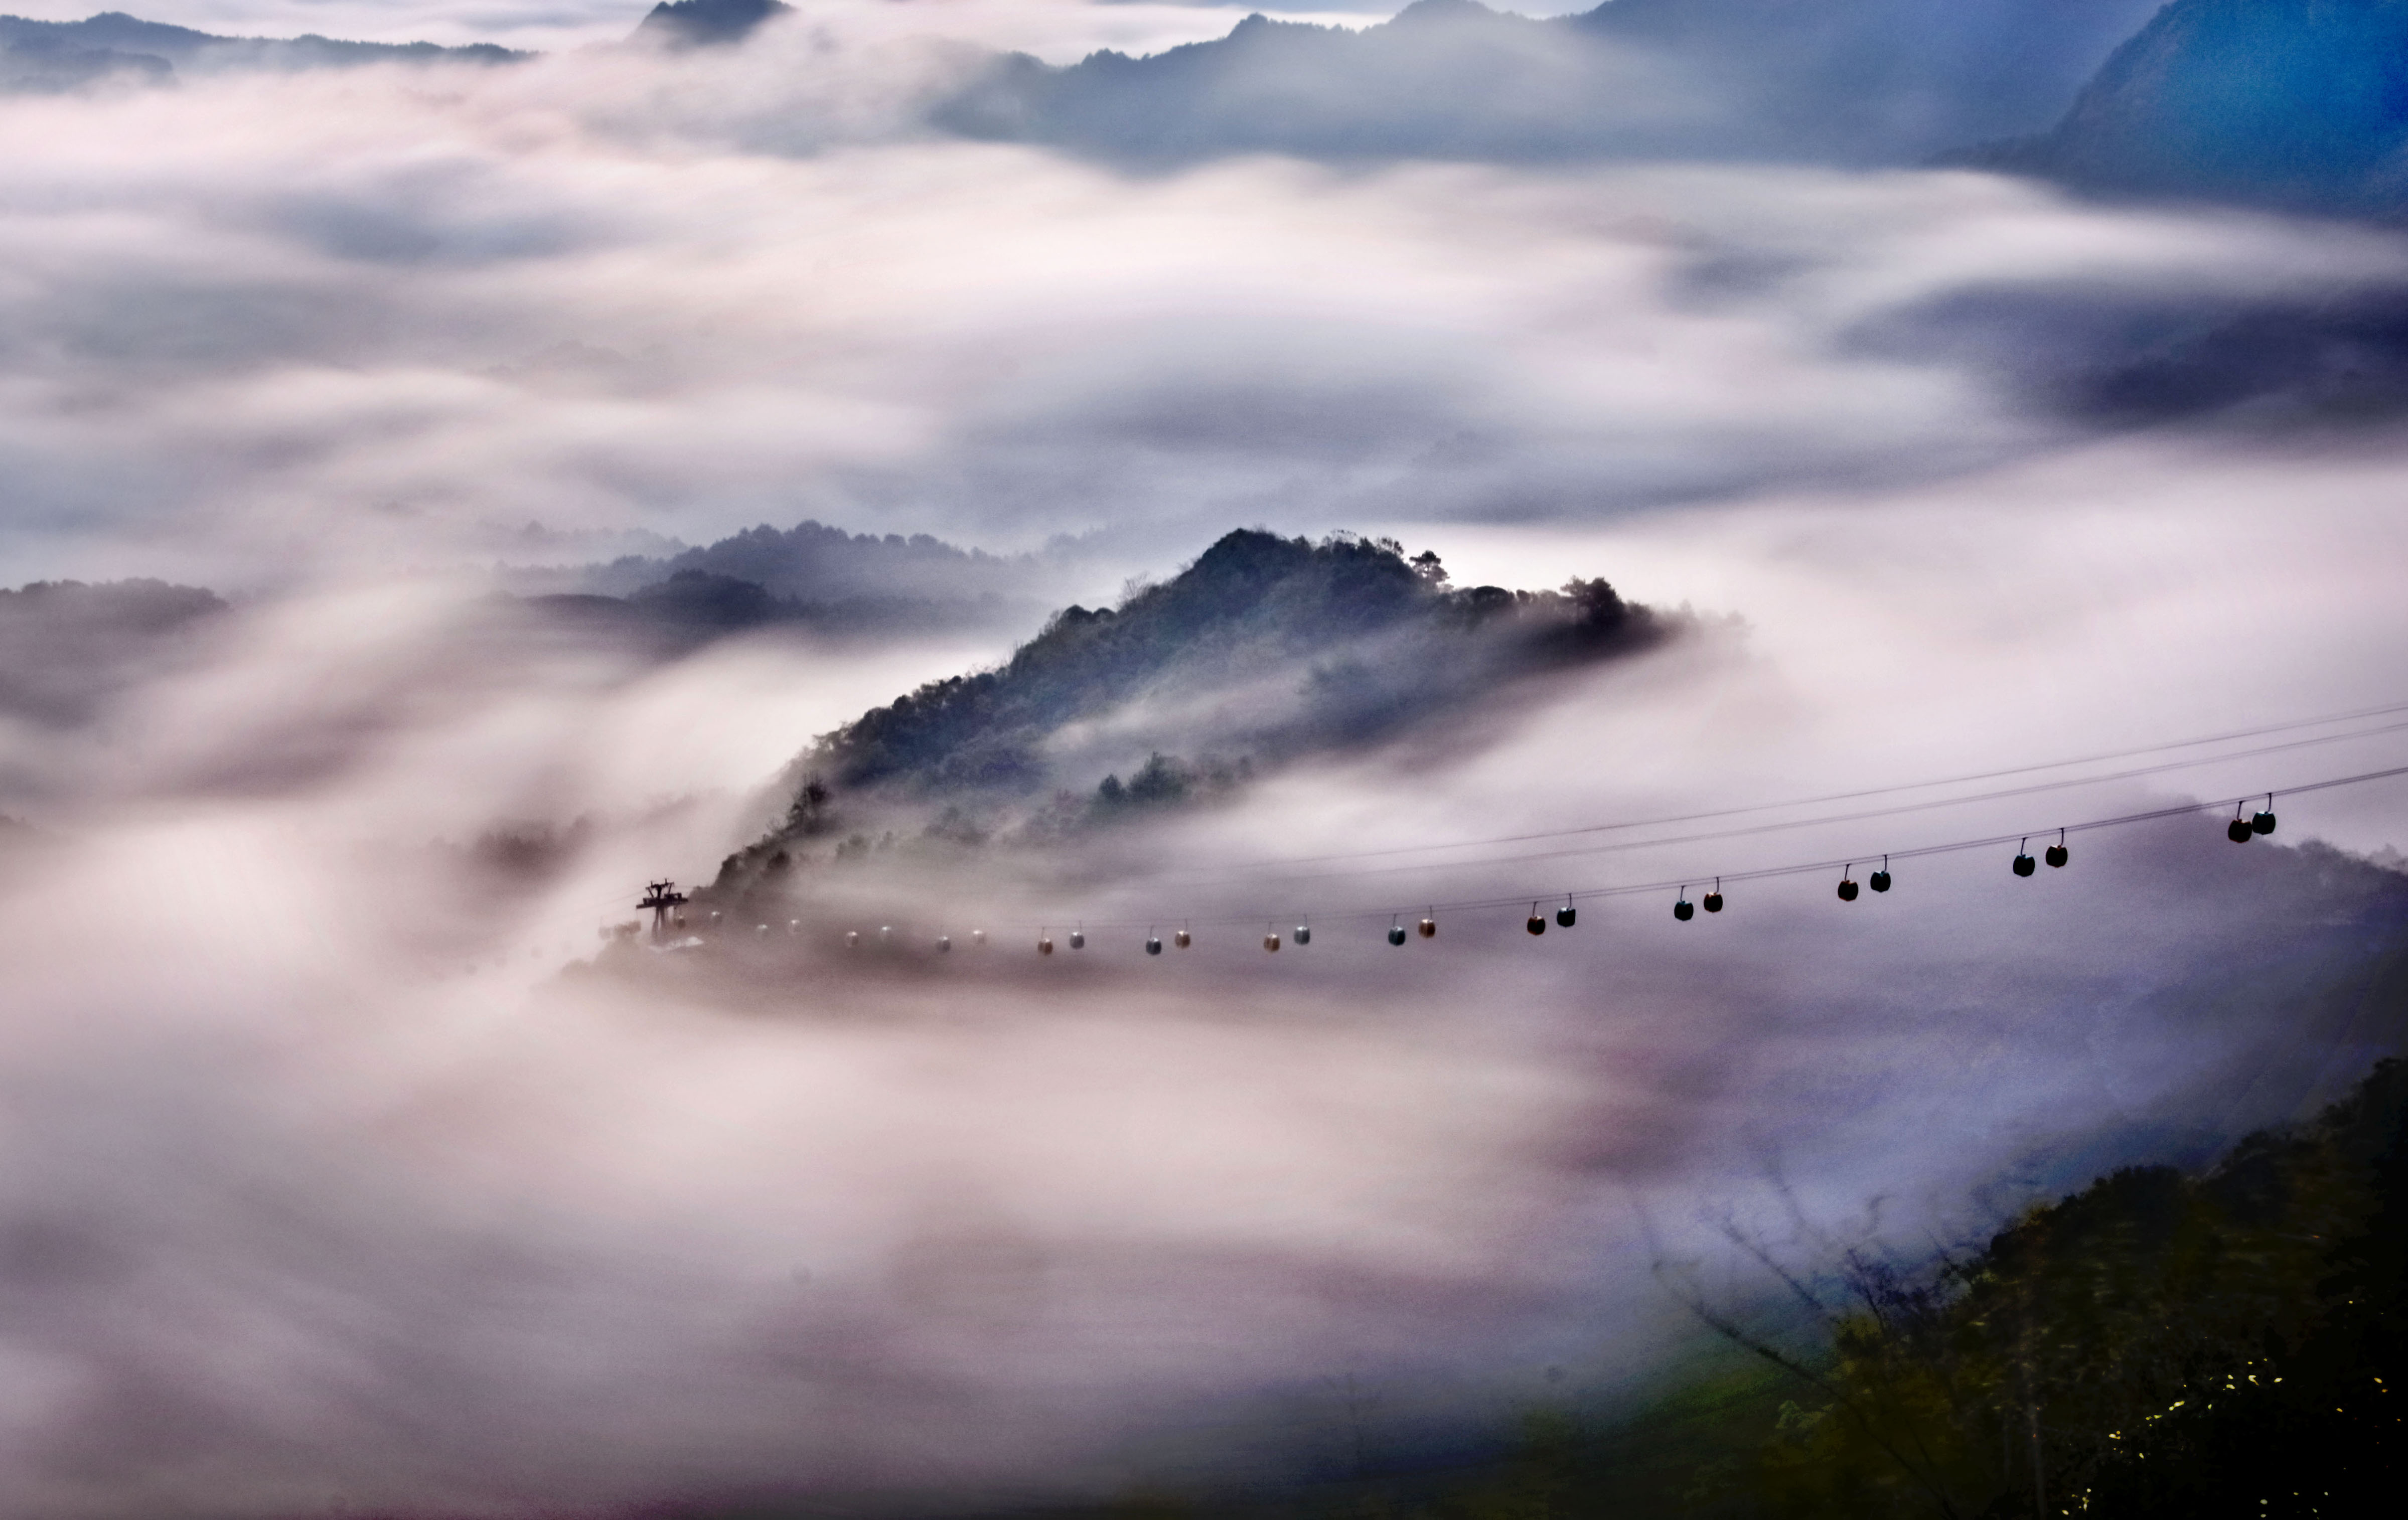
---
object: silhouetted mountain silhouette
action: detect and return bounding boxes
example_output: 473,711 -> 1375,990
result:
1966,0 -> 2408,217
0,10 -> 523,89
633,0 -> 793,50
789,529 -> 1659,804
940,0 -> 2162,166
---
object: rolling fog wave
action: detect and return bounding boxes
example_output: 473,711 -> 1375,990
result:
2,17 -> 2407,1515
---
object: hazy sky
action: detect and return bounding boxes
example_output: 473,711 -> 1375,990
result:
5,7 -> 2408,1513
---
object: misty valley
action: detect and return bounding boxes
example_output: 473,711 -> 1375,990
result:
2,1 -> 2407,1518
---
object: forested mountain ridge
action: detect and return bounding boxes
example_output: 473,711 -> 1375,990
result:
706,529 -> 1666,887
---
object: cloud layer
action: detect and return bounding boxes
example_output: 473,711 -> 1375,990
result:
4,13 -> 2408,1514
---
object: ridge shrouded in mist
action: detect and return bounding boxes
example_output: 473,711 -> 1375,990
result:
715,529 -> 1661,881
4,0 -> 2408,1512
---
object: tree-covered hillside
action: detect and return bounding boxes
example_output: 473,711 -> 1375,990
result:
807,528 -> 1656,799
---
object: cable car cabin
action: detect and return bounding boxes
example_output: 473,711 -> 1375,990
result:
1039,934 -> 1054,955
1263,931 -> 1281,952
1174,928 -> 1192,948
1674,897 -> 1694,921
2013,851 -> 2036,876
937,936 -> 952,952
1418,915 -> 1438,938
2227,815 -> 2255,843
1870,868 -> 1892,891
1294,924 -> 1311,946
1146,935 -> 1162,956
972,929 -> 988,946
845,931 -> 860,948
1837,877 -> 1858,901
1556,903 -> 1576,928
1070,928 -> 1086,949
1527,903 -> 1546,935
1702,890 -> 1724,913
2253,809 -> 2277,835
1388,924 -> 1409,946
2045,843 -> 2068,867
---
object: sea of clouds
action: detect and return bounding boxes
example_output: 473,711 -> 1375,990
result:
5,6 -> 2408,1513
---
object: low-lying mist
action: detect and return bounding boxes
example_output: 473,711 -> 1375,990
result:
6,445 -> 2407,1512
4,14 -> 2408,1515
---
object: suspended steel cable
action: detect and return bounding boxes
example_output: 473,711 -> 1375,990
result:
1183,717 -> 2408,888
984,758 -> 2408,937
1183,696 -> 2408,876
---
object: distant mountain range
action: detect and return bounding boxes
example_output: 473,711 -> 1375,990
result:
10,1 -> 2406,215
938,0 -> 2168,167
512,517 -> 1079,650
1965,0 -> 2408,217
0,10 -> 522,89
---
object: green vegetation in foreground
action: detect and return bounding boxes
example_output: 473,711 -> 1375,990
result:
953,1054 -> 2405,1520
1426,1057 -> 2408,1520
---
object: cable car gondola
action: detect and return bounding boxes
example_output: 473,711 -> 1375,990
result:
1294,919 -> 1311,946
1527,901 -> 1547,935
1038,930 -> 1054,955
2046,829 -> 2069,868
1263,924 -> 1281,953
1702,878 -> 1724,913
1870,855 -> 1892,892
1557,895 -> 1576,928
2227,803 -> 2254,843
1674,888 -> 1694,922
1175,923 -> 1192,949
937,935 -> 951,952
2253,795 -> 2277,835
2013,840 -> 2036,876
1146,930 -> 1162,956
1837,868 -> 1858,902
1388,915 -> 1408,946
1418,909 -> 1438,938
1070,925 -> 1086,949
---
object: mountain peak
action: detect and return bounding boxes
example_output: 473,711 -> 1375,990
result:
634,0 -> 794,49
1386,0 -> 1501,29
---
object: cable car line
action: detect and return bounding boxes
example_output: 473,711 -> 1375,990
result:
956,758 -> 2408,940
1174,718 -> 2408,889
1180,700 -> 2408,877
